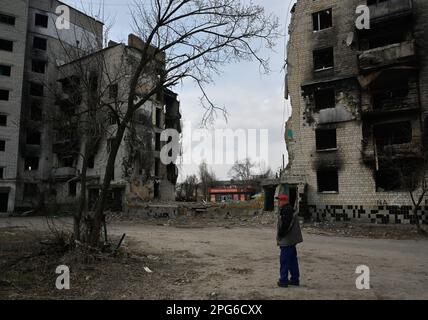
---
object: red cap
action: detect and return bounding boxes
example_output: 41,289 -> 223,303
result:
276,194 -> 289,202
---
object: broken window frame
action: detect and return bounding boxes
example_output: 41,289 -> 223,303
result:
317,168 -> 339,193
313,48 -> 334,72
314,87 -> 336,110
312,9 -> 333,32
316,128 -> 337,151
24,157 -> 39,171
373,121 -> 412,148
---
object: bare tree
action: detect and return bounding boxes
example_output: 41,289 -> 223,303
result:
229,158 -> 255,185
82,0 -> 279,246
178,174 -> 199,202
199,161 -> 216,201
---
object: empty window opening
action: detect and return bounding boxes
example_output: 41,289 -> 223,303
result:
0,89 -> 9,101
313,48 -> 334,71
0,140 -> 5,152
69,181 -> 77,197
317,169 -> 339,193
33,37 -> 47,50
316,129 -> 337,151
375,167 -> 403,192
314,87 -> 335,110
24,157 -> 39,171
0,39 -> 13,52
32,60 -> 46,74
88,155 -> 95,169
0,167 -> 4,179
155,108 -> 162,128
371,78 -> 410,110
30,101 -> 43,121
155,132 -> 161,151
373,122 -> 412,147
0,115 -> 6,126
26,131 -> 41,145
0,13 -> 15,26
35,13 -> 48,28
155,158 -> 160,177
30,83 -> 43,96
313,9 -> 332,31
0,65 -> 11,76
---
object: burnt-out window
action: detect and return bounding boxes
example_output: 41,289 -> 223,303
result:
316,129 -> 337,151
0,114 -> 6,126
313,9 -> 332,31
0,167 -> 4,179
30,82 -> 43,96
0,65 -> 11,76
24,157 -> 39,171
31,100 -> 43,121
314,87 -> 335,110
35,13 -> 48,28
0,89 -> 9,101
317,169 -> 339,192
376,167 -> 403,192
0,140 -> 5,151
156,108 -> 162,128
372,82 -> 409,110
374,122 -> 412,147
88,155 -> 95,169
32,60 -> 46,74
0,13 -> 15,26
0,39 -> 13,52
155,132 -> 161,151
33,37 -> 47,50
26,131 -> 41,145
155,158 -> 160,176
313,48 -> 334,71
69,181 -> 77,197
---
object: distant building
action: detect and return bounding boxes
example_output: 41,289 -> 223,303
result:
0,0 -> 181,213
209,181 -> 256,203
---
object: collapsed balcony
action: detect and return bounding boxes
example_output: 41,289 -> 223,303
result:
358,40 -> 416,71
362,120 -> 423,163
361,69 -> 420,117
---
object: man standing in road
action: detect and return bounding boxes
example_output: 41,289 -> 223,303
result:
276,194 -> 303,288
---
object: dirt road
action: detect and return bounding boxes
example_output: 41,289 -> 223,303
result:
1,217 -> 428,300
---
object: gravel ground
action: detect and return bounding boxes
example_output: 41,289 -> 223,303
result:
1,216 -> 427,300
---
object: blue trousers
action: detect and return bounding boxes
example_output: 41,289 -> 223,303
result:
279,246 -> 300,285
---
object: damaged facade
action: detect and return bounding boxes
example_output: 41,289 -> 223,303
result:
279,0 -> 428,224
0,0 -> 181,213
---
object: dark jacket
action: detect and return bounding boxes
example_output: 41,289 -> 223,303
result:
277,204 -> 303,247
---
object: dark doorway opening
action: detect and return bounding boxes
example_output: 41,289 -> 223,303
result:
263,186 -> 276,212
0,192 -> 9,212
154,181 -> 160,199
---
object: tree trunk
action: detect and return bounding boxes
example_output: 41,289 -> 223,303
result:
74,145 -> 90,242
88,120 -> 129,247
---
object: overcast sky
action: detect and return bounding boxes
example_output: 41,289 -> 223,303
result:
62,0 -> 295,181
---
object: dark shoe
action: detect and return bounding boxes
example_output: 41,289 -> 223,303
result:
277,281 -> 288,288
288,281 -> 300,287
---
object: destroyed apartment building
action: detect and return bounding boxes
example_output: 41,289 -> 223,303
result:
266,0 -> 428,225
0,0 -> 182,213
